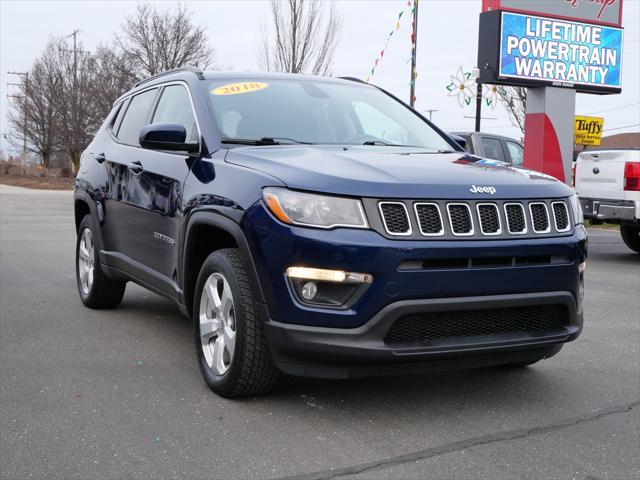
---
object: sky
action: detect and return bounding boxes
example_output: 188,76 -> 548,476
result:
1,0 -> 639,156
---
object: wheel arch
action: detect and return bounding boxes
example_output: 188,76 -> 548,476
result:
182,211 -> 266,314
74,197 -> 91,232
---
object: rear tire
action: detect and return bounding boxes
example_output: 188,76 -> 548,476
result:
76,215 -> 126,309
193,248 -> 279,398
620,225 -> 640,253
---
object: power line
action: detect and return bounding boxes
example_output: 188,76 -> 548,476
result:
587,102 -> 640,115
603,123 -> 640,133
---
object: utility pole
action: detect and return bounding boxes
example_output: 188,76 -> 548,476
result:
475,83 -> 483,133
409,0 -> 419,108
60,29 -> 86,170
425,109 -> 439,121
7,71 -> 29,157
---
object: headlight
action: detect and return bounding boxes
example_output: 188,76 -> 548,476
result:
263,187 -> 368,229
569,194 -> 584,225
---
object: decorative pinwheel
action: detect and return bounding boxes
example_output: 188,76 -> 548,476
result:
483,84 -> 501,110
446,67 -> 476,108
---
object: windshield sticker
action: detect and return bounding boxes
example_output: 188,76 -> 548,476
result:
211,82 -> 269,96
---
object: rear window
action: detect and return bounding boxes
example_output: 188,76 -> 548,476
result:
116,88 -> 158,146
111,99 -> 129,135
481,137 -> 506,162
506,141 -> 524,166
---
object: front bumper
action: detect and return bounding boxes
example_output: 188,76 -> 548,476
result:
245,203 -> 587,377
264,291 -> 581,378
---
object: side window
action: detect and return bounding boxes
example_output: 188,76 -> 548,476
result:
506,141 -> 524,166
480,137 -> 506,162
352,101 -> 409,146
111,99 -> 130,136
116,88 -> 158,146
152,85 -> 198,142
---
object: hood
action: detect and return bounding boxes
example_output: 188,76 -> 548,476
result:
225,145 -> 573,199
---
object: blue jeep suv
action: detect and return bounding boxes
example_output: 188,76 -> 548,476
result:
74,68 -> 587,397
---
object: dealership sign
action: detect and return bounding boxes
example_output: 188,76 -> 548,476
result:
500,12 -> 623,88
482,0 -> 623,27
478,10 -> 623,94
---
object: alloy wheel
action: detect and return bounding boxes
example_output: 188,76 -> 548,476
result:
78,228 -> 95,295
199,272 -> 237,375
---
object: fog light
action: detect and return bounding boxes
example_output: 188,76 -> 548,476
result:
285,266 -> 373,309
301,282 -> 318,301
285,267 -> 372,284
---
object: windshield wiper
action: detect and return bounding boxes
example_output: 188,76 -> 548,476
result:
261,137 -> 312,145
362,140 -> 398,146
220,137 -> 312,146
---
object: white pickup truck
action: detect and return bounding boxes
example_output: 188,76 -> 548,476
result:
575,149 -> 640,253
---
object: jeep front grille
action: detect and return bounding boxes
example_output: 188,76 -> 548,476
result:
530,203 -> 550,233
447,204 -> 473,236
378,202 -> 411,235
552,202 -> 570,232
504,203 -> 527,234
371,199 -> 572,240
477,203 -> 501,235
414,203 -> 444,236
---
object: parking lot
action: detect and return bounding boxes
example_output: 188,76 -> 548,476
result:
0,184 -> 638,480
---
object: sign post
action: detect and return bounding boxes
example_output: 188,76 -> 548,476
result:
477,0 -> 624,185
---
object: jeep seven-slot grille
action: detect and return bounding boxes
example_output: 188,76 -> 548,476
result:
415,203 -> 443,235
552,202 -> 570,231
505,203 -> 527,234
530,203 -> 550,232
477,204 -> 500,234
448,204 -> 473,235
375,199 -> 571,239
384,305 -> 568,345
379,202 -> 410,234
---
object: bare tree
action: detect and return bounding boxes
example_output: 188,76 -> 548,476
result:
88,44 -> 138,121
116,4 -> 215,78
50,36 -> 100,171
498,86 -> 527,134
258,0 -> 341,75
7,41 -> 61,167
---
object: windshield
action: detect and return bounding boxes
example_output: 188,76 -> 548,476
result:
206,78 -> 455,150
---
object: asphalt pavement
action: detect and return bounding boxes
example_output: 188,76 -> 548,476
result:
1,184 -> 639,480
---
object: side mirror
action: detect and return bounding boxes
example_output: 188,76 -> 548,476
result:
139,123 -> 199,153
448,134 -> 467,151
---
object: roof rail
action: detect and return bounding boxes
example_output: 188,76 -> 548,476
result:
338,76 -> 368,84
134,67 -> 205,88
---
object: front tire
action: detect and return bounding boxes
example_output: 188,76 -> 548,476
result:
193,249 -> 279,398
76,215 -> 126,309
620,225 -> 640,253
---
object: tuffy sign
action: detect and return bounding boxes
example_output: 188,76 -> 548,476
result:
574,115 -> 605,145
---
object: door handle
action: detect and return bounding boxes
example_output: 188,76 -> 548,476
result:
128,161 -> 144,174
94,153 -> 106,163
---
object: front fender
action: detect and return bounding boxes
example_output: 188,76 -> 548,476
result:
181,210 -> 268,312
